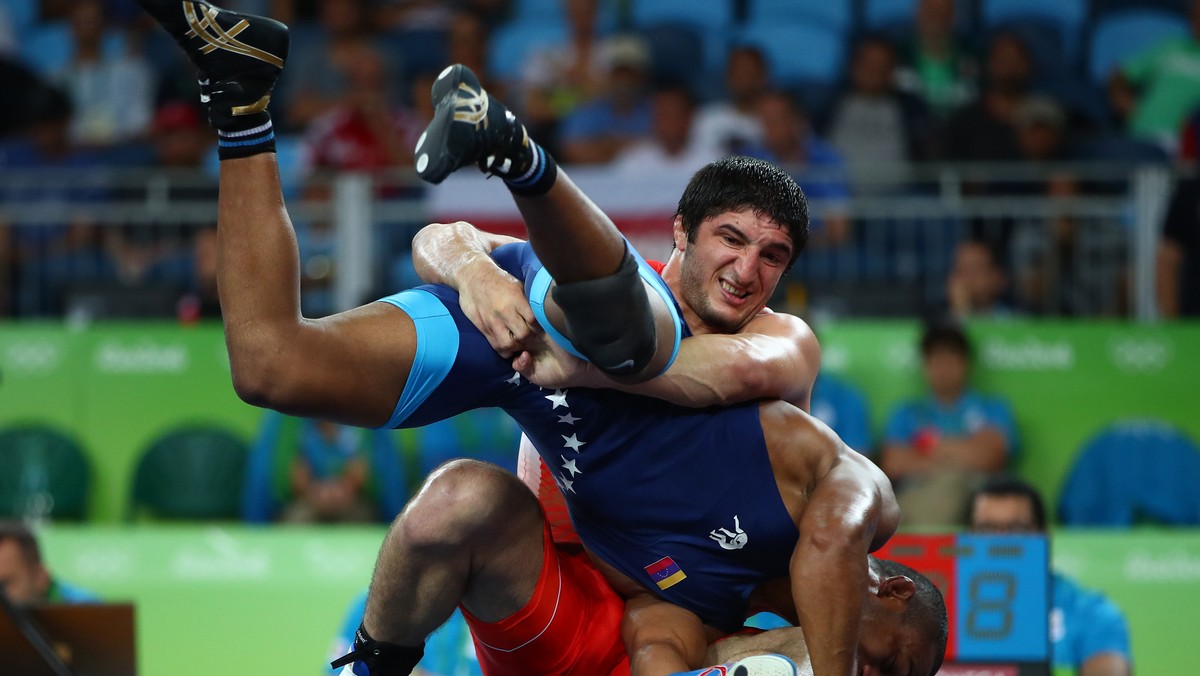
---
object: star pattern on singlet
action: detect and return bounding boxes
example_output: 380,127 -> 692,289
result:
545,389 -> 569,408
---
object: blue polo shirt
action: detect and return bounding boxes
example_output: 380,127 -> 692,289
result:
1052,572 -> 1132,670
885,389 -> 1018,454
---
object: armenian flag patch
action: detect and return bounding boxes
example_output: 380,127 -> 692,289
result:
644,556 -> 687,590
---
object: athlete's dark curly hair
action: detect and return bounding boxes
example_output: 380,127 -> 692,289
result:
674,156 -> 809,266
873,557 -> 950,676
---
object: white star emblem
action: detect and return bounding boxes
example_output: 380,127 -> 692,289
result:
559,475 -> 576,493
557,412 -> 581,425
545,389 -> 569,409
505,372 -> 521,385
562,433 -> 586,452
561,456 -> 581,477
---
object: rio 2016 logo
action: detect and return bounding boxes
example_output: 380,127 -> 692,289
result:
1107,335 -> 1173,374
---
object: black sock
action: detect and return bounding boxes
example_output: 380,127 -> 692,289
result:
329,622 -> 424,675
503,140 -> 558,197
216,113 -> 276,160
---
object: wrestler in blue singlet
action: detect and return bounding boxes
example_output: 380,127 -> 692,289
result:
378,242 -> 798,632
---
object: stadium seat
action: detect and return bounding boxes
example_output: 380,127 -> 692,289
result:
486,19 -> 568,83
629,0 -> 734,33
747,0 -> 853,34
1088,10 -> 1191,83
637,23 -> 708,91
1071,134 -> 1169,163
0,424 -> 91,521
19,21 -> 70,75
1,0 -> 39,34
130,425 -> 248,520
981,0 -> 1087,44
1058,419 -> 1200,526
511,0 -> 619,31
736,22 -> 846,88
1091,0 -> 1192,18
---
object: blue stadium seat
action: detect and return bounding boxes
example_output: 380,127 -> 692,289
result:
981,0 -> 1087,59
736,22 -> 845,88
637,23 -> 708,92
1091,0 -> 1192,18
0,0 -> 39,34
862,0 -> 916,30
1071,133 -> 1169,163
1059,420 -> 1200,526
1088,10 -> 1190,82
512,0 -> 619,32
747,0 -> 853,34
629,0 -> 734,33
19,21 -> 71,75
486,19 -> 568,83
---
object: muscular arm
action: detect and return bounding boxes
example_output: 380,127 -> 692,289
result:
414,222 -> 820,410
411,221 -> 538,356
791,452 -> 898,676
622,594 -> 709,675
584,313 -> 819,410
217,156 -> 419,427
1081,653 -> 1132,676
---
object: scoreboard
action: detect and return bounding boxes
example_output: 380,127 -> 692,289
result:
876,533 -> 1051,676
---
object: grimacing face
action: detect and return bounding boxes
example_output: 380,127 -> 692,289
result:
674,209 -> 794,333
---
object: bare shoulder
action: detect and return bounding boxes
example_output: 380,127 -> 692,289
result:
740,309 -> 817,343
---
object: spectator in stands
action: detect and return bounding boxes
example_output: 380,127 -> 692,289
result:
0,57 -> 45,138
278,0 -> 380,132
243,413 -> 407,524
445,9 -> 500,96
558,35 -> 653,165
176,225 -> 221,322
57,0 -> 155,146
0,521 -> 98,606
105,102 -> 216,298
747,90 -> 851,246
826,35 -> 934,193
0,86 -> 111,317
810,372 -> 872,457
1108,0 -> 1200,151
518,0 -> 613,154
284,419 -> 378,523
306,39 -> 424,172
611,84 -> 717,175
692,45 -> 771,157
968,477 -> 1133,676
937,31 -> 1034,163
881,322 -> 1017,526
1158,168 -> 1200,318
894,0 -> 979,119
328,591 -> 481,675
945,239 -> 1012,320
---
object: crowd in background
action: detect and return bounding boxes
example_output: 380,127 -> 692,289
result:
1,0 -> 1199,320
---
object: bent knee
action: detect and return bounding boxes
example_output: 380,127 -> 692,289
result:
398,460 -> 537,545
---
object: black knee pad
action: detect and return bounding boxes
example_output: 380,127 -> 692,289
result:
549,244 -> 657,377
330,623 -> 424,675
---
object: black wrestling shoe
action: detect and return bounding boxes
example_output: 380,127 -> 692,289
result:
414,63 -> 533,184
136,0 -> 288,129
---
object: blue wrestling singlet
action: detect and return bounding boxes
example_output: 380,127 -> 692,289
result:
378,242 -> 800,631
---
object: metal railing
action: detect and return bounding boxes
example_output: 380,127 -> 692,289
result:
0,162 -> 1176,321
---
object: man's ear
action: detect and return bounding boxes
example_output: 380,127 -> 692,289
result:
879,575 -> 917,602
672,216 -> 686,251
